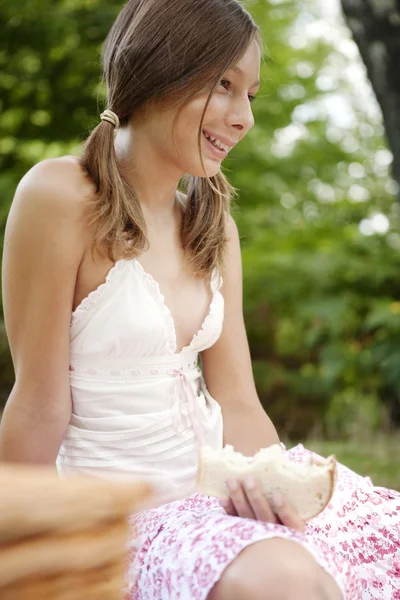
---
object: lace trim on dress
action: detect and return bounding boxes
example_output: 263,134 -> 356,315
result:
133,259 -> 177,355
70,258 -> 224,354
69,357 -> 200,382
134,260 -> 223,355
70,260 -> 125,329
183,270 -> 223,353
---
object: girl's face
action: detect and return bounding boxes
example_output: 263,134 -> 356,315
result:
138,39 -> 261,179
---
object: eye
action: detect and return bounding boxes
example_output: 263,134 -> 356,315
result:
219,79 -> 257,103
219,78 -> 230,91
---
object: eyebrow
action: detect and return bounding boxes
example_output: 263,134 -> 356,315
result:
229,65 -> 260,87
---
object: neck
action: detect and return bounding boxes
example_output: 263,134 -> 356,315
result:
114,124 -> 184,221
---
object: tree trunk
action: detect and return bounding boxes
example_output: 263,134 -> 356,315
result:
340,0 -> 400,194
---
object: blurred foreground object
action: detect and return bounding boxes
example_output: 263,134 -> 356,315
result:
0,464 -> 152,600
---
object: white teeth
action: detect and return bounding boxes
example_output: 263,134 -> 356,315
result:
204,132 -> 229,152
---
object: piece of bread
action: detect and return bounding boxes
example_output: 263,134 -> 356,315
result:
196,444 -> 337,521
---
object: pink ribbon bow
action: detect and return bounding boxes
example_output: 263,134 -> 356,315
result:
171,367 -> 209,444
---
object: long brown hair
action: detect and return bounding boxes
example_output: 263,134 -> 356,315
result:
80,0 -> 260,277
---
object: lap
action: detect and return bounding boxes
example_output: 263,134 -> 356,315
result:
125,493 -> 360,600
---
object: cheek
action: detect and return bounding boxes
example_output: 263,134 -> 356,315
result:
178,100 -> 205,135
169,115 -> 202,164
176,94 -> 227,155
203,92 -> 228,119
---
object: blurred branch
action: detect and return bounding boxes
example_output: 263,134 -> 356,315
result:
340,0 -> 400,197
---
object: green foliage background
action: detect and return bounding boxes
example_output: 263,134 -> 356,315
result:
1,0 -> 400,442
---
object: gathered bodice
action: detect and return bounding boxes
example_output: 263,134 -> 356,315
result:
57,258 -> 225,494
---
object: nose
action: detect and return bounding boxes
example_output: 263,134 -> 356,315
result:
228,96 -> 255,136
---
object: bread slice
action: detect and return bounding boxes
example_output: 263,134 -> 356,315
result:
196,444 -> 337,521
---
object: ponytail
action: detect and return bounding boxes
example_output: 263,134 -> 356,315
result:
80,115 -> 148,263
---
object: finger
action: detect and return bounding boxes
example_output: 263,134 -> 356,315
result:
220,496 -> 236,516
269,493 -> 306,533
226,479 -> 256,520
243,477 -> 279,524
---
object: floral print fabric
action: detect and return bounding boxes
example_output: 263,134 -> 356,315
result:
125,443 -> 400,600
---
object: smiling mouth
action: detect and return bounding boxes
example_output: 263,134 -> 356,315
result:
202,130 -> 230,157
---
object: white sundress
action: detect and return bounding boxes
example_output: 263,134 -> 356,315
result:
57,257 -> 400,600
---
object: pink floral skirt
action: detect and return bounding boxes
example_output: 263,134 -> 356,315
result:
125,443 -> 400,600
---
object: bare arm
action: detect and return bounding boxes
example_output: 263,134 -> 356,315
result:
0,159 -> 88,465
200,218 -> 307,528
201,215 -> 280,456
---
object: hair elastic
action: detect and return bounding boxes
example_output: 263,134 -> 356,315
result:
100,110 -> 120,129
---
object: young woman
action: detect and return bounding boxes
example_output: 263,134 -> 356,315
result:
0,1 -> 398,598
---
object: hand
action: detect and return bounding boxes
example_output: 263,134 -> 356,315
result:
220,476 -> 306,533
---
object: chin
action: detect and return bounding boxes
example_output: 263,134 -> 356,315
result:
187,159 -> 221,179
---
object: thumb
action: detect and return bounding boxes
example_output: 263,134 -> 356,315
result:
269,492 -> 306,533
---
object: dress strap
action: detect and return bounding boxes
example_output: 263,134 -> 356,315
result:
211,268 -> 223,295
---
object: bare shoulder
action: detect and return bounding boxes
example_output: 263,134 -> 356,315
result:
2,155 -> 95,379
223,214 -> 242,282
6,155 -> 96,263
226,213 -> 240,243
15,155 -> 93,221
21,154 -> 91,191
